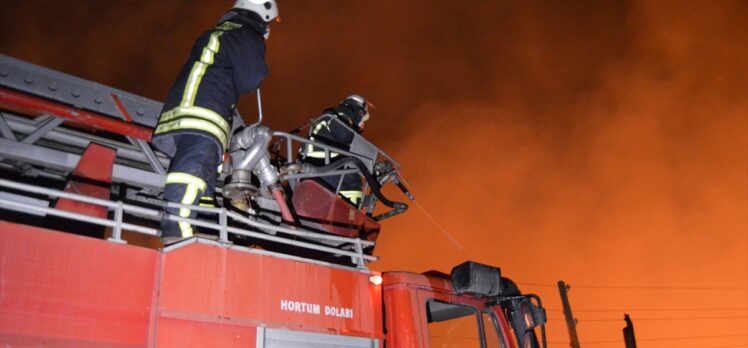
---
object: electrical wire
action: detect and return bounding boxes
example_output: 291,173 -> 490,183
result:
635,334 -> 748,342
547,333 -> 747,345
570,285 -> 748,290
547,343 -> 748,347
546,315 -> 748,322
546,307 -> 748,313
516,282 -> 558,288
516,281 -> 748,290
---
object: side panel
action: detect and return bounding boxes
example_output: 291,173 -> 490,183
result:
0,221 -> 159,346
383,285 -> 425,348
155,316 -> 257,347
155,243 -> 383,347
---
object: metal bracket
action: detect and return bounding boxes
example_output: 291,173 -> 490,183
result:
21,114 -> 64,144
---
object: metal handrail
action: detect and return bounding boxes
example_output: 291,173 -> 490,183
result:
272,129 -> 401,170
0,178 -> 376,267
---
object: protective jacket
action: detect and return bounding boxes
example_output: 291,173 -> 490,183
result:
154,11 -> 268,241
302,106 -> 365,204
152,11 -> 268,160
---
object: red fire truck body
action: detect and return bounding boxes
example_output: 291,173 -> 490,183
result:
1,220 -> 544,347
0,55 -> 547,347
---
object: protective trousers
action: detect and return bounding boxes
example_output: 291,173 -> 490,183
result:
161,134 -> 221,239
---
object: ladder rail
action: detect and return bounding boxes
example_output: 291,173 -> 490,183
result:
0,178 -> 377,267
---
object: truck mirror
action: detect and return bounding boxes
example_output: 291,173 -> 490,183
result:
530,301 -> 546,326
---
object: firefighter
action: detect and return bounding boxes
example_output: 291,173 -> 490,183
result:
152,0 -> 278,245
301,95 -> 371,205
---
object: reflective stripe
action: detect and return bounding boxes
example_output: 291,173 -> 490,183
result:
155,118 -> 228,150
181,62 -> 203,106
178,183 -> 200,237
304,122 -> 341,159
304,145 -> 340,159
166,172 -> 207,191
199,195 -> 216,208
312,120 -> 331,134
166,172 -> 206,238
200,31 -> 222,64
159,30 -> 229,147
340,190 -> 363,204
159,106 -> 230,134
305,151 -> 339,159
181,31 -> 224,107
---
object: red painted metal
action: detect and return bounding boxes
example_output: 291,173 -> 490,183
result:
0,87 -> 153,140
0,221 -> 159,346
292,180 -> 380,240
0,217 -> 519,347
383,272 -> 514,348
492,305 -> 520,348
54,143 -> 116,218
155,242 -> 384,346
383,284 -> 425,347
110,93 -> 135,122
0,220 -> 385,347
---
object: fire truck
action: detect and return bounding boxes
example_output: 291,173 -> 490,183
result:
0,55 -> 548,347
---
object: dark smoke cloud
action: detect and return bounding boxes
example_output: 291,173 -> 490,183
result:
1,1 -> 746,345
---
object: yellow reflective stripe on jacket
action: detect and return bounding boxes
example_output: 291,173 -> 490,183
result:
166,172 -> 206,238
304,121 -> 341,159
159,106 -> 230,135
340,190 -> 363,204
304,142 -> 340,159
312,120 -> 331,134
181,31 -> 224,107
199,196 -> 216,208
155,118 -> 228,150
200,31 -> 222,64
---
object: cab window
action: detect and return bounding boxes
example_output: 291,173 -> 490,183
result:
481,310 -> 505,348
426,300 -> 482,347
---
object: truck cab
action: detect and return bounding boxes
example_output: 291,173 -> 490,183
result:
384,263 -> 546,348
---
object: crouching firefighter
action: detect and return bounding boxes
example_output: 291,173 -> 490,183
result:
301,95 -> 371,205
151,0 -> 279,245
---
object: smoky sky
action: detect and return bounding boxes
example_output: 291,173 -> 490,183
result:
1,1 -> 747,346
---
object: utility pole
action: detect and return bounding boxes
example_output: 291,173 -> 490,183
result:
623,314 -> 637,348
558,281 -> 581,348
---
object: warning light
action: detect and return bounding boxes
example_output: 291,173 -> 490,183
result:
369,275 -> 383,285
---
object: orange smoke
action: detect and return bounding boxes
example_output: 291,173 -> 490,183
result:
372,1 -> 748,346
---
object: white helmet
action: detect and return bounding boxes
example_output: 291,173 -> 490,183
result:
233,0 -> 279,23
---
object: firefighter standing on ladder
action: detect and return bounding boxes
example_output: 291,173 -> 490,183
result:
301,95 -> 371,205
152,0 -> 279,245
